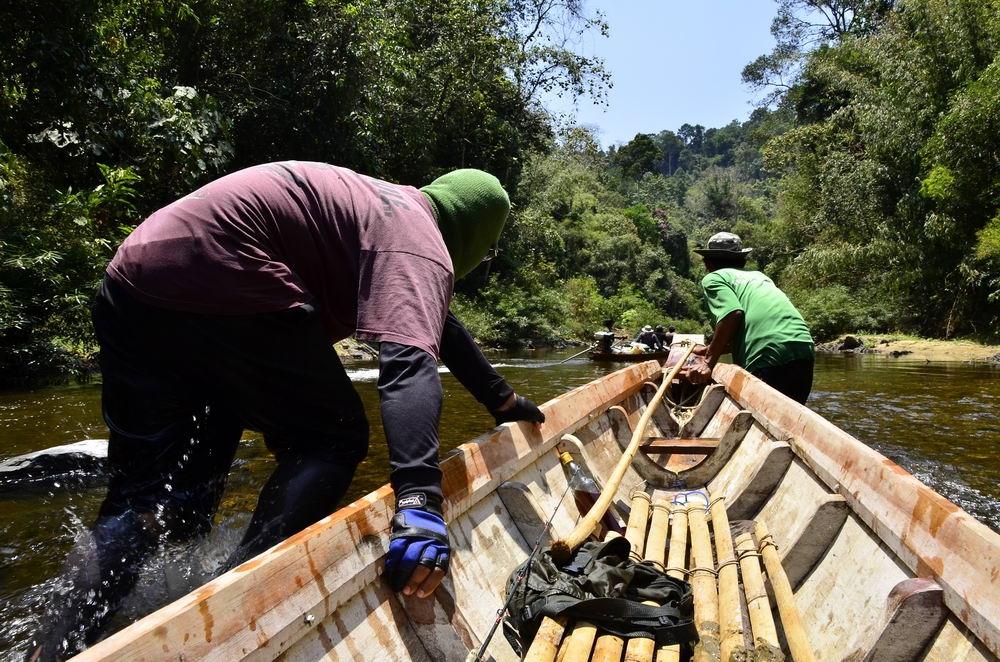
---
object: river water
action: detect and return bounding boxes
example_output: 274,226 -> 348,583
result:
0,352 -> 997,658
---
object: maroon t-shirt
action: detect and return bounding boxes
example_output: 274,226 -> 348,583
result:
108,162 -> 454,357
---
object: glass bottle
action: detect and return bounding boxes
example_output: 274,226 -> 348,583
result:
559,452 -> 626,534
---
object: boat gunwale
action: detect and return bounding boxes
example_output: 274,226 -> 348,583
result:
71,361 -> 664,661
713,362 -> 1000,658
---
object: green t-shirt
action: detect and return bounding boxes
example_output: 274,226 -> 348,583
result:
701,268 -> 814,372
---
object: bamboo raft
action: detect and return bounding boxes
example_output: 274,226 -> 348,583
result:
72,353 -> 999,661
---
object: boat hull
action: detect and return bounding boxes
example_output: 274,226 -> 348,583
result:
71,360 -> 1000,662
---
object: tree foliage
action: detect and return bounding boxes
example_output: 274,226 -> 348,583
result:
0,0 -> 610,385
747,0 -> 1000,339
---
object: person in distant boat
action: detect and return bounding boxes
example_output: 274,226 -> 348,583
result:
634,325 -> 661,351
683,232 -> 815,403
30,163 -> 545,659
655,324 -> 674,349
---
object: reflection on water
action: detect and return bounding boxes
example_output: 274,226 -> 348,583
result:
0,351 -> 997,657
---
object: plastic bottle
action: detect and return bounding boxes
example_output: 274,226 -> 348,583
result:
559,452 -> 626,535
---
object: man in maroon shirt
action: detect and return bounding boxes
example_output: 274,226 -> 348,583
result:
32,163 -> 544,658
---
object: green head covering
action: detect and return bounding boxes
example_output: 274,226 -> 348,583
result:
420,169 -> 510,279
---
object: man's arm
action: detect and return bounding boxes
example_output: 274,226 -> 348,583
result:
686,311 -> 744,384
378,341 -> 449,598
703,311 -> 743,367
378,341 -> 443,508
439,310 -> 545,425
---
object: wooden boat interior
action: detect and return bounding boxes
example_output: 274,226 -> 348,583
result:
74,357 -> 1000,661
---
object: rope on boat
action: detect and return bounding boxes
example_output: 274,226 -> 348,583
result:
467,469 -> 575,662
671,490 -> 710,508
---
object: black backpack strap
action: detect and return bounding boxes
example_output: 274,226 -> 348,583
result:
524,596 -> 696,645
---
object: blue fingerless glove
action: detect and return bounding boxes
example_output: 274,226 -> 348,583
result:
385,496 -> 451,592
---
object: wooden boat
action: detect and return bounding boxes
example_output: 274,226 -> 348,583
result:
73,357 -> 1000,661
589,334 -> 701,363
589,348 -> 672,363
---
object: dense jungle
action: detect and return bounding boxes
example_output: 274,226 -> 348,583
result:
2,0 -> 998,388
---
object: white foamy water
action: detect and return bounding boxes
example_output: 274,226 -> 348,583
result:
344,362 -> 534,382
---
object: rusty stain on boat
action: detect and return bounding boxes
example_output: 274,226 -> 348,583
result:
197,600 -> 213,643
304,540 -> 329,596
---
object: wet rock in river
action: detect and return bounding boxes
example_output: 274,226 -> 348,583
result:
839,335 -> 864,350
0,439 -> 108,493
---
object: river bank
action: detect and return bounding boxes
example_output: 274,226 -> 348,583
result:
816,333 -> 1000,363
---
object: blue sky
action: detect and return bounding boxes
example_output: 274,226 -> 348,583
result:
545,0 -> 779,147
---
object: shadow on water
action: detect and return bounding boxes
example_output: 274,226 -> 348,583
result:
0,350 -> 997,657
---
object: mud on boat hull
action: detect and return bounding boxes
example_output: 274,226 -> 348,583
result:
72,360 -> 1000,661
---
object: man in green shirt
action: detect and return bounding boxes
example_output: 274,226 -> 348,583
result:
685,232 -> 815,403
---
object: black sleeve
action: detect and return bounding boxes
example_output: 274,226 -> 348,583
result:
378,341 -> 444,510
439,310 -> 514,412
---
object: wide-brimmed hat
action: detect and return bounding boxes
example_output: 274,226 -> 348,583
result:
641,325 -> 653,333
693,232 -> 753,258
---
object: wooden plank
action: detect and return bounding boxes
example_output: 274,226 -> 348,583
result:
723,441 -> 793,521
497,481 -> 552,549
640,437 -> 721,454
792,513 -> 910,656
73,362 -> 662,662
921,618 -> 995,662
713,363 -> 1000,657
275,582 -> 434,661
844,578 -> 947,662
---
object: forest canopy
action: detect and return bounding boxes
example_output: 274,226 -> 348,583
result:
1,0 -> 998,387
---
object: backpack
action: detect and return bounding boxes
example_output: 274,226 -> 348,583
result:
502,535 -> 696,656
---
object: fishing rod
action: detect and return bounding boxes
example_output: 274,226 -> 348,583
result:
466,471 -> 574,662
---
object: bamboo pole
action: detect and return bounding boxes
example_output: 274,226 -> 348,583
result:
589,491 -> 652,661
734,532 -> 778,650
656,505 -> 688,662
551,343 -> 695,563
624,490 -> 652,558
755,522 -> 817,662
643,501 -> 671,566
710,497 -> 745,661
556,630 -> 573,662
562,621 -> 598,661
525,615 -> 570,662
687,503 -> 720,662
623,500 -> 671,662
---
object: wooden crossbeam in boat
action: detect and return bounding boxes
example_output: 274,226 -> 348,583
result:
639,437 -> 721,454
845,578 -> 947,661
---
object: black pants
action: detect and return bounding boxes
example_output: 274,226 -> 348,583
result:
751,357 -> 814,404
33,280 -> 369,658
